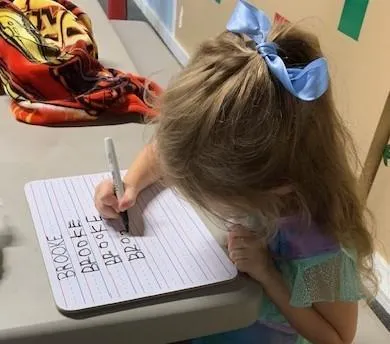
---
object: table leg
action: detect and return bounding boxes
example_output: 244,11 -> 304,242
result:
108,0 -> 127,20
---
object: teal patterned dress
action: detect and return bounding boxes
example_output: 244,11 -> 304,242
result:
192,217 -> 364,344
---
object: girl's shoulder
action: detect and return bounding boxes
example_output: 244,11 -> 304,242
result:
268,216 -> 341,260
267,217 -> 364,308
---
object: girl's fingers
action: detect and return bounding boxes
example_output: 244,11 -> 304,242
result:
229,236 -> 250,250
98,181 -> 114,200
229,248 -> 248,261
95,180 -> 120,212
228,226 -> 256,239
101,193 -> 119,208
96,203 -> 119,219
118,186 -> 138,211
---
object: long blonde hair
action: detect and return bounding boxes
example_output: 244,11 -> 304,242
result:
156,23 -> 376,291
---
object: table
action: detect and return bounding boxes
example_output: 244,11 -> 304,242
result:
0,1 -> 262,343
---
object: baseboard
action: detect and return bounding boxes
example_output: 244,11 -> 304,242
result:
374,253 -> 390,314
132,0 -> 189,66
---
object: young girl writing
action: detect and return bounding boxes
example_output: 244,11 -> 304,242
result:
94,1 -> 376,343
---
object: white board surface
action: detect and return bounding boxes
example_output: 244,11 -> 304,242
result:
24,172 -> 237,312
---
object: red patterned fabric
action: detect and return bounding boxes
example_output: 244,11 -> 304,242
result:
0,0 -> 161,125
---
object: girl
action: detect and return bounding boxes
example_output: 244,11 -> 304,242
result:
94,1 -> 376,343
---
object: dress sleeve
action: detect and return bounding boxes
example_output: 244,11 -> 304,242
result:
282,248 -> 364,308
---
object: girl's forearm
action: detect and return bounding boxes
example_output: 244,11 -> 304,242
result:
123,142 -> 161,192
256,269 -> 347,344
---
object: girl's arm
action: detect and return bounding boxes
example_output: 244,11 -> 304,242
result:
258,268 -> 358,344
123,141 -> 161,194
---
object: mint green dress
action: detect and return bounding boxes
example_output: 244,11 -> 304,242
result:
192,218 -> 364,344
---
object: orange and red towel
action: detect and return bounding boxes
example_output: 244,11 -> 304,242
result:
0,0 -> 162,125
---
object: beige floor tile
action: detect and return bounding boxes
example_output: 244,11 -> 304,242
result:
355,303 -> 389,343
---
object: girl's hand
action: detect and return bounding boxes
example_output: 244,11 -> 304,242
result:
94,180 -> 138,219
95,142 -> 161,219
227,225 -> 274,283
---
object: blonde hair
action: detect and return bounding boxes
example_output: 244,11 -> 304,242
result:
156,24 -> 376,291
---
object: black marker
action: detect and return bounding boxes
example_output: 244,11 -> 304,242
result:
104,137 -> 129,231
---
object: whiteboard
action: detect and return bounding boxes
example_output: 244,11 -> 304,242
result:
24,173 -> 237,313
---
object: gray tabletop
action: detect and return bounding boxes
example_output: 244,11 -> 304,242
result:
0,1 -> 262,343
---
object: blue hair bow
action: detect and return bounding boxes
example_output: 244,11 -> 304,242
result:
226,0 -> 329,101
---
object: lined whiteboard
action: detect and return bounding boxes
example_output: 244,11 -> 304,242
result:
25,173 -> 237,312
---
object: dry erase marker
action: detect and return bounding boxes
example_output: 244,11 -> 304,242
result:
104,137 -> 129,231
